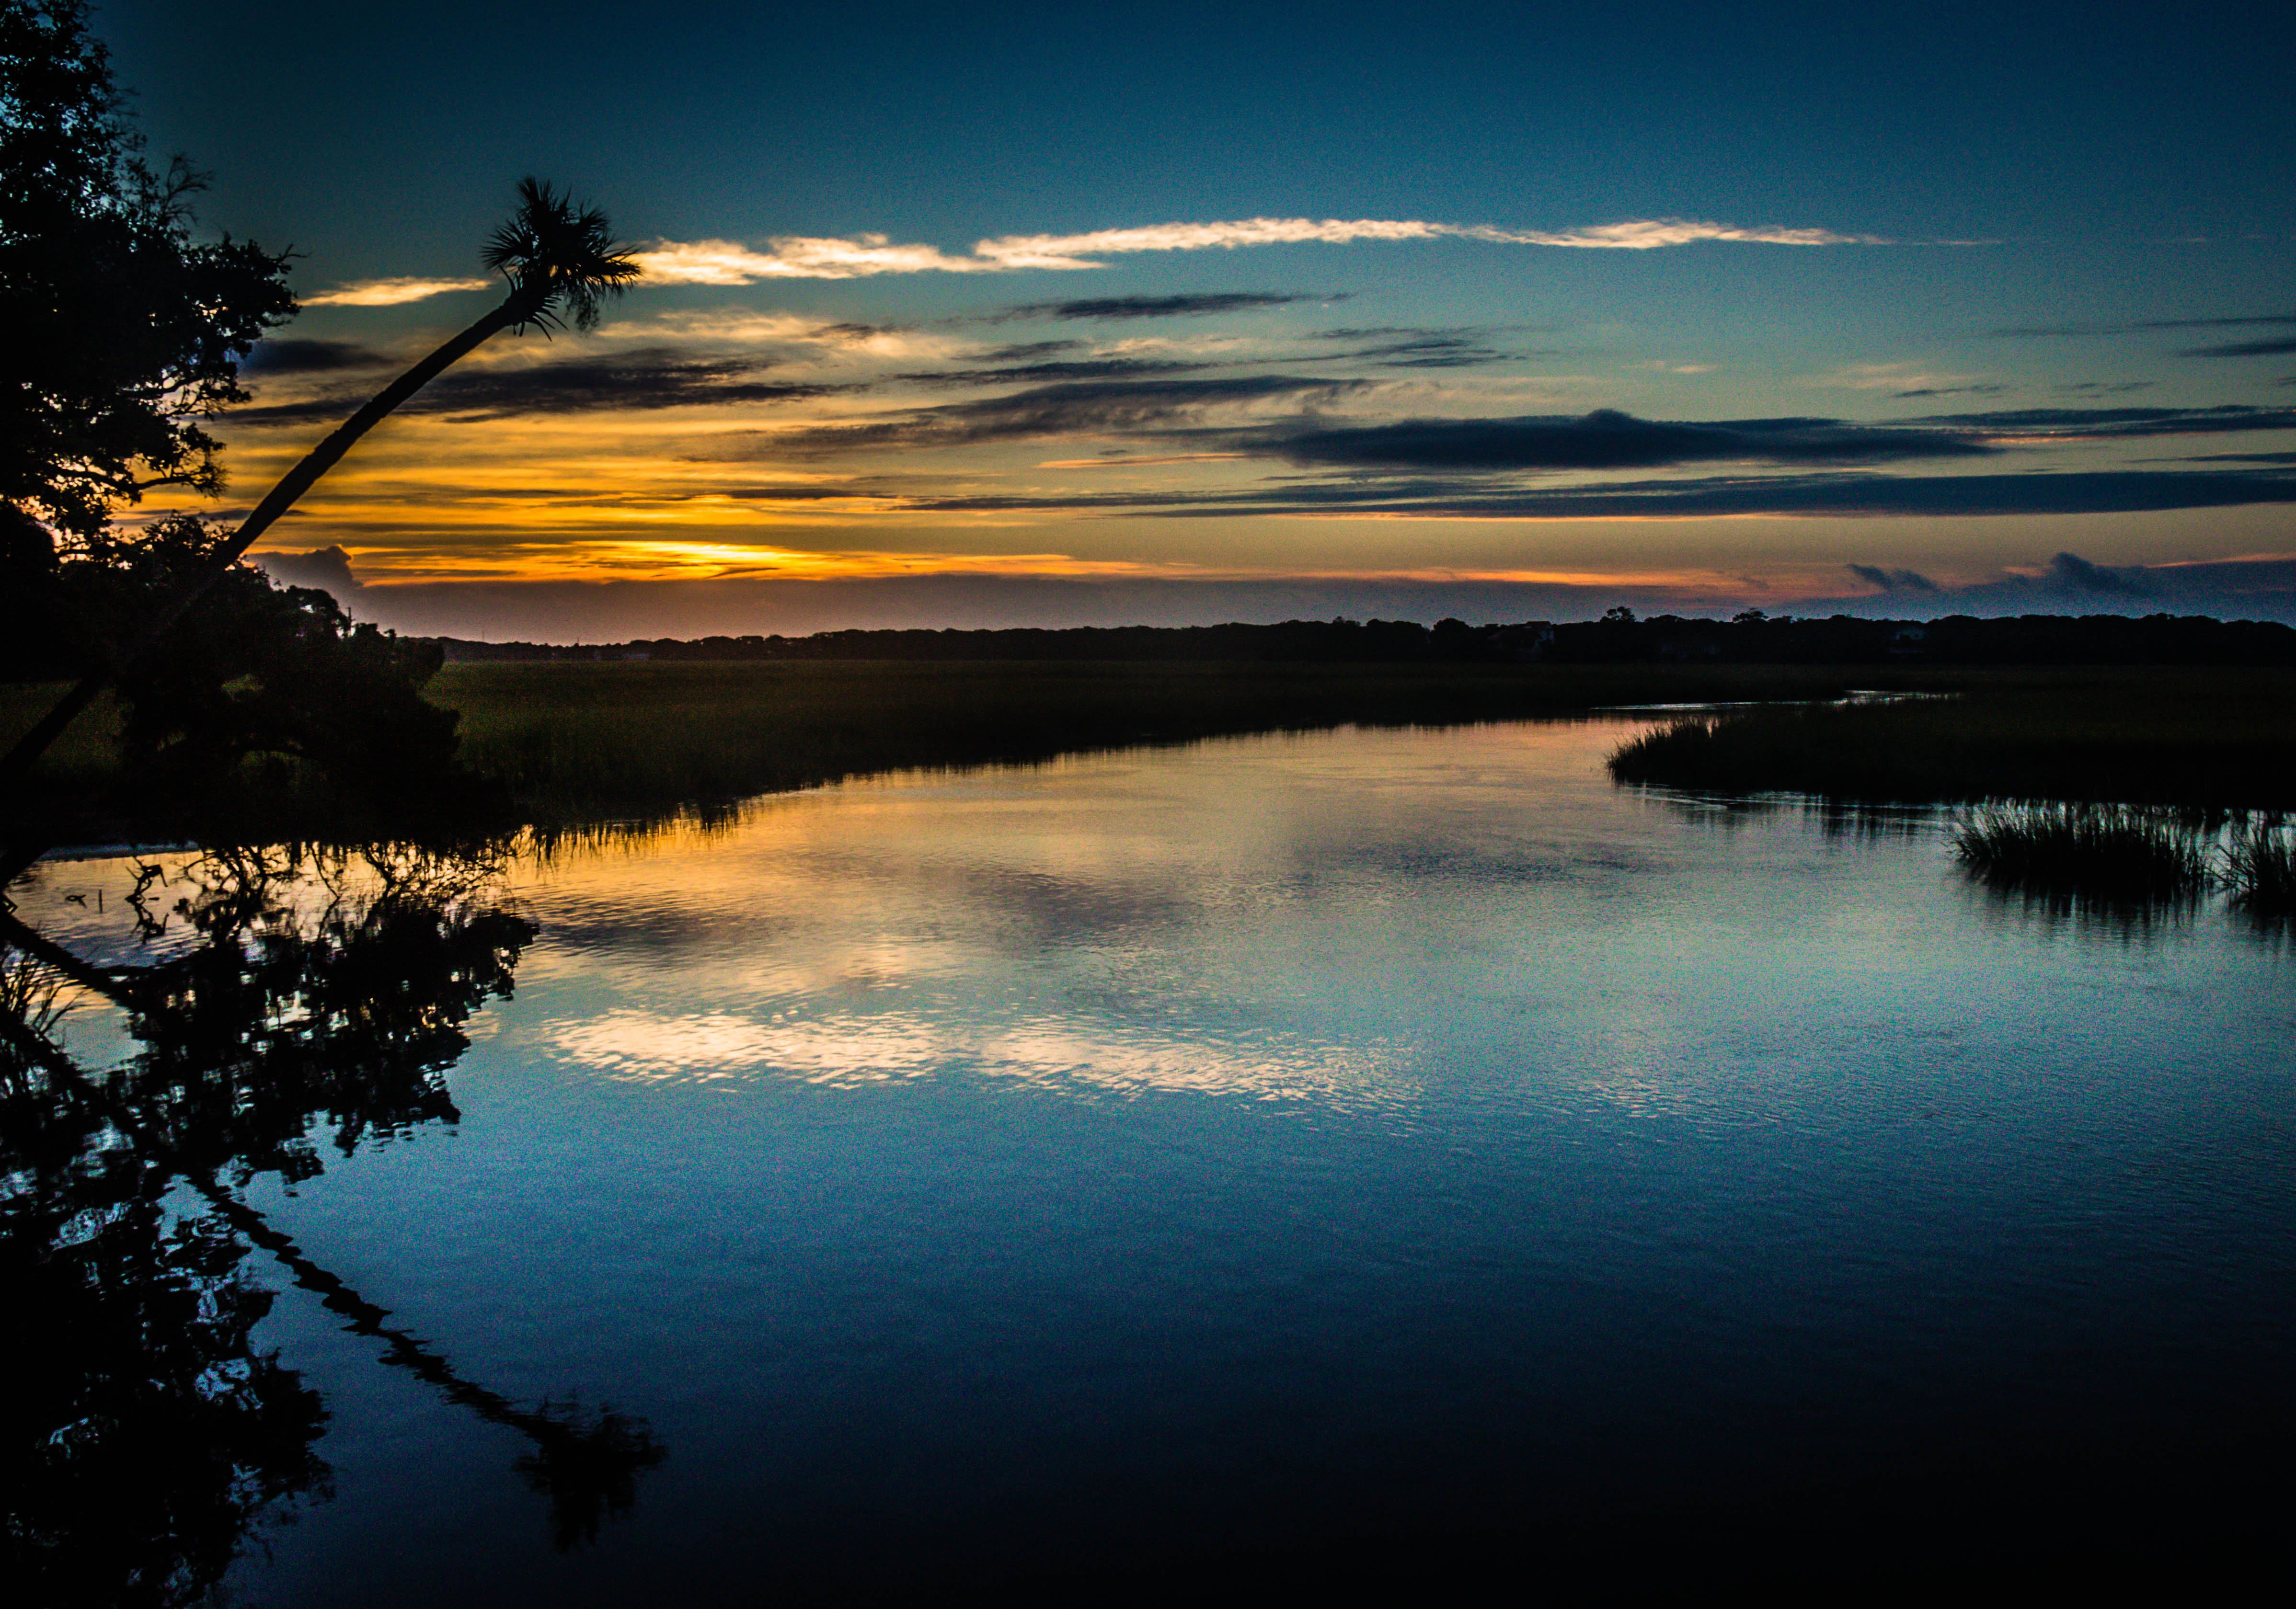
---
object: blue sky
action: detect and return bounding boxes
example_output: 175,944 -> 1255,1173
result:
99,0 -> 2296,635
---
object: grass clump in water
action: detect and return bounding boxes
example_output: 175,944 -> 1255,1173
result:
1952,803 -> 2212,903
2222,821 -> 2296,914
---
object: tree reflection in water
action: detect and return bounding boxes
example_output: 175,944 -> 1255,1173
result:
0,844 -> 664,1606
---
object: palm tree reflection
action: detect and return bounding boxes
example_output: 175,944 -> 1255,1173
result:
1,844 -> 664,1603
192,1178 -> 664,1552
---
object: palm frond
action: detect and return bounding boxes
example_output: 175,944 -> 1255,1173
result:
480,178 -> 643,333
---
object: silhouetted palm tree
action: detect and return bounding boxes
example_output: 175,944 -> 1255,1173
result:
0,179 -> 642,804
219,178 -> 642,574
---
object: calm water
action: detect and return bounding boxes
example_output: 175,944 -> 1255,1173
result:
11,720 -> 2294,1600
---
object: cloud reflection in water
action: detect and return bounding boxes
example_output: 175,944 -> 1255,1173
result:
543,1005 -> 1413,1106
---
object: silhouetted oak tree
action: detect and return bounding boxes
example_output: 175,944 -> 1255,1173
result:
0,0 -> 293,543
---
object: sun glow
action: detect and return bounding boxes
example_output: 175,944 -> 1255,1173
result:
594,542 -> 1190,579
309,540 -> 1228,585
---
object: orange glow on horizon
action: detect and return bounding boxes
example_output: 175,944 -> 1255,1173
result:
258,537 -> 1892,601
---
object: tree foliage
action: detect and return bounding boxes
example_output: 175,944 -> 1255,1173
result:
2,511 -> 494,846
66,515 -> 475,835
0,0 -> 294,542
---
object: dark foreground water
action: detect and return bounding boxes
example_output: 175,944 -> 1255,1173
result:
9,721 -> 2293,1602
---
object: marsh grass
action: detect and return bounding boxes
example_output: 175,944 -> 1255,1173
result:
1952,804 -> 2213,904
2223,821 -> 2296,914
22,660 -> 1867,849
1946,802 -> 2296,927
1608,668 -> 2296,924
433,660 -> 1888,825
1609,668 -> 2296,809
13,660 -> 2294,850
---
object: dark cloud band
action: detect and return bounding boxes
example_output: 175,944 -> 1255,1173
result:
1906,404 -> 2296,437
1991,313 -> 2296,337
774,375 -> 1373,452
1007,292 -> 1330,320
905,467 -> 2296,521
892,358 -> 1206,388
2181,336 -> 2296,358
235,347 -> 841,425
240,338 -> 393,375
1265,409 -> 1994,470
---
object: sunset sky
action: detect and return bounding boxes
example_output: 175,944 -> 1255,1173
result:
104,0 -> 2296,637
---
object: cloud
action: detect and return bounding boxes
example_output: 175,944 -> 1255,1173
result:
1794,551 -> 2296,621
891,357 -> 1207,388
628,215 -> 1878,284
902,466 -> 2296,522
970,340 -> 1088,361
1488,219 -> 1878,250
1992,313 -> 2296,337
2057,381 -> 2156,394
810,320 -> 905,342
586,310 -> 934,357
1906,403 -> 2296,438
301,275 -> 494,307
1891,384 -> 2008,399
240,338 -> 393,375
1007,293 -> 1328,320
2181,335 -> 2296,358
1441,468 -> 2296,519
2043,550 -> 2147,595
1848,564 -> 1942,595
1036,453 -> 1252,469
983,217 -> 1877,267
1331,336 -> 1512,368
713,483 -> 888,501
253,545 -> 363,599
425,356 -> 845,420
1296,326 -> 1522,368
759,375 -> 1373,453
628,236 -> 991,283
1262,410 -> 1994,471
234,348 -> 841,426
1824,362 -> 1991,393
299,217 -> 1882,308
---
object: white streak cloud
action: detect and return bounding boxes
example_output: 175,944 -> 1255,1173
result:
633,216 -> 1879,285
313,217 -> 1883,306
629,236 -> 989,282
1470,220 -> 1874,249
302,275 -> 495,307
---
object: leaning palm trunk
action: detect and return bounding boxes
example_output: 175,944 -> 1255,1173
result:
0,180 -> 637,872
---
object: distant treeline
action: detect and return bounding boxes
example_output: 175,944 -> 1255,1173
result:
432,612 -> 2296,667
